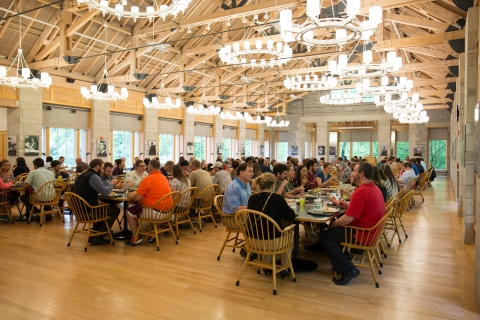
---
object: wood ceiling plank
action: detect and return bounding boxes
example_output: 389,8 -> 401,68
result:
373,29 -> 465,51
383,12 -> 449,32
406,46 -> 449,59
411,2 -> 465,24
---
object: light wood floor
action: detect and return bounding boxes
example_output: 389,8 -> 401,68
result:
1,177 -> 479,320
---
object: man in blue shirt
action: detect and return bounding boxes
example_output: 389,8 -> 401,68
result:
258,157 -> 272,173
223,163 -> 253,214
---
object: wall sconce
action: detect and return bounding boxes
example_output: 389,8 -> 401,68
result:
86,152 -> 91,156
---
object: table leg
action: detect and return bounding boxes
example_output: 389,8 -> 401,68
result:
291,221 -> 318,272
113,200 -> 132,240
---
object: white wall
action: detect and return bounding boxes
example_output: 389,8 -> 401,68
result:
0,108 -> 7,131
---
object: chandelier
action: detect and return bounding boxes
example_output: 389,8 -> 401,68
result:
356,75 -> 413,98
218,26 -> 292,68
267,109 -> 289,127
284,74 -> 338,91
0,1 -> 52,90
143,83 -> 181,110
330,50 -> 402,79
77,0 -> 193,22
279,0 -> 383,48
246,106 -> 272,124
220,100 -> 249,120
393,109 -> 429,124
186,93 -> 221,115
319,89 -> 362,105
80,27 -> 128,101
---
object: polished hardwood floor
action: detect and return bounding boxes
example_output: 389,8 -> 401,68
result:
1,177 -> 479,320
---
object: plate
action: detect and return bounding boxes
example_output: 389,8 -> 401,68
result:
324,207 -> 339,213
105,194 -> 122,198
305,194 -> 317,199
307,210 -> 337,216
327,202 -> 337,207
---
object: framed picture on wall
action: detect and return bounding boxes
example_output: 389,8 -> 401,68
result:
318,146 -> 325,156
217,143 -> 223,155
240,145 -> 245,156
329,146 -> 336,156
187,142 -> 193,155
8,135 -> 17,156
260,145 -> 264,156
291,146 -> 298,155
380,146 -> 388,156
414,145 -> 422,157
97,140 -> 107,157
148,140 -> 157,156
24,135 -> 39,156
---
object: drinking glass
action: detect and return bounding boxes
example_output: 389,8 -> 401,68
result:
299,194 -> 306,206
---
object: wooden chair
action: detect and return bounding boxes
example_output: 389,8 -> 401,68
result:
235,209 -> 296,295
13,173 -> 29,214
58,180 -> 75,215
172,187 -> 198,240
385,190 -> 413,244
27,180 -> 64,226
213,195 -> 245,260
333,209 -> 391,288
0,191 -> 14,224
133,191 -> 182,251
413,172 -> 429,202
425,166 -> 434,188
64,192 -> 115,252
403,176 -> 418,210
191,184 -> 220,232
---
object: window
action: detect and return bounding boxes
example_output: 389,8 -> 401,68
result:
372,141 -> 378,159
194,136 -> 206,160
429,140 -> 447,170
49,128 -> 76,168
159,134 -> 174,164
245,140 -> 252,157
277,142 -> 288,162
396,141 -> 409,161
352,142 -> 371,157
113,131 -> 132,167
339,142 -> 350,159
222,138 -> 231,158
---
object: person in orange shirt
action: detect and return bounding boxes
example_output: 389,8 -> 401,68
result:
125,159 -> 173,246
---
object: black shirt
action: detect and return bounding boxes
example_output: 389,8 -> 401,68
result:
247,192 -> 295,238
13,166 -> 30,177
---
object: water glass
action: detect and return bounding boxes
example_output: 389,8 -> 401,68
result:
299,195 -> 306,206
314,198 -> 322,209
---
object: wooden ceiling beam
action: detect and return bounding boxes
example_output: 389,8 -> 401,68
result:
423,104 -> 449,110
383,12 -> 449,32
373,29 -> 465,51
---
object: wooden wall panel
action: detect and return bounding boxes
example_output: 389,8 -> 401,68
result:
0,86 -> 18,108
158,108 -> 184,119
0,131 -> 6,160
112,99 -> 143,114
223,119 -> 238,127
246,123 -> 258,129
42,87 -> 92,108
195,115 -> 214,123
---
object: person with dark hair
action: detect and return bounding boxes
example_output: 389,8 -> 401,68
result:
177,156 -> 185,165
292,165 -> 309,193
13,157 -> 30,177
50,160 -> 69,179
273,163 -> 289,195
170,164 -> 191,195
306,159 -> 318,189
75,157 -> 89,173
258,157 -> 272,173
112,159 -> 124,176
380,164 -> 399,200
372,166 -> 387,202
144,158 -> 150,167
223,163 -> 253,214
409,159 -> 420,176
230,160 -> 240,180
397,162 -> 416,186
252,163 -> 262,179
72,158 -> 120,245
17,158 -> 55,222
45,156 -> 53,170
320,162 -> 385,286
316,162 -> 336,187
125,159 -> 148,189
100,162 -> 118,187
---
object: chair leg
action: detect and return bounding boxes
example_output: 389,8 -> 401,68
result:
286,250 -> 296,282
197,210 -> 203,233
27,206 -> 34,224
39,205 -> 44,227
167,222 -> 178,244
153,224 -> 160,251
398,218 -> 408,239
236,251 -> 250,286
67,222 -> 79,247
105,220 -> 115,246
376,245 -> 383,268
232,233 -> 240,252
272,256 -> 277,295
187,216 -> 196,235
208,210 -> 218,228
382,230 -> 391,247
367,251 -> 380,288
217,232 -> 231,260
392,218 -> 401,243
85,224 -> 91,252
175,215 -> 180,240
379,241 -> 387,258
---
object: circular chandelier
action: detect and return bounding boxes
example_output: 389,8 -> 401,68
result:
218,40 -> 292,68
245,106 -> 272,124
284,74 -> 338,91
80,68 -> 129,101
393,109 -> 429,124
220,100 -> 250,120
186,93 -> 221,115
0,49 -> 52,90
280,0 -> 383,48
319,90 -> 362,105
77,0 -> 193,22
143,83 -> 181,110
356,75 -> 413,98
267,109 -> 289,127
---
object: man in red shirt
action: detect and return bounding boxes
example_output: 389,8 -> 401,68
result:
126,159 -> 173,246
320,162 -> 385,285
305,159 -> 318,189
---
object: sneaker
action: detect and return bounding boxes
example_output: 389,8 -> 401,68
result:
147,236 -> 156,243
126,236 -> 142,246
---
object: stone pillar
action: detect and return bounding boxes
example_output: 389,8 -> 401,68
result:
408,123 -> 427,158
183,108 -> 194,159
7,88 -> 43,165
315,119 -> 329,160
269,128 -> 274,159
462,6 -> 478,243
377,119 -> 391,159
457,53 -> 466,217
90,100 -> 111,161
257,123 -> 266,157
213,114 -> 223,160
143,107 -> 158,160
238,119 -> 246,158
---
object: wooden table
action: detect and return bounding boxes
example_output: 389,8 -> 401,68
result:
98,193 -> 132,240
291,198 -> 343,272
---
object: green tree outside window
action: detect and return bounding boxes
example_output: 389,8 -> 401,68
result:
159,134 -> 174,164
429,140 -> 447,169
222,138 -> 231,158
396,141 -> 409,161
194,136 -> 206,160
113,131 -> 132,167
339,142 -> 350,159
49,128 -> 75,168
277,142 -> 288,162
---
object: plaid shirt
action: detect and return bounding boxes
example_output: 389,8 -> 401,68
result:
306,171 -> 318,189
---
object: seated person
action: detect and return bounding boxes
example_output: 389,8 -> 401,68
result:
75,157 -> 89,173
397,162 -> 416,186
125,159 -> 172,245
211,162 -> 232,193
160,160 -> 174,179
50,160 -> 69,179
316,162 -> 336,187
99,162 -> 118,187
223,163 -> 253,214
13,157 -> 30,177
112,159 -> 125,176
0,175 -> 20,220
72,159 -> 120,245
125,159 -> 148,189
247,173 -> 295,273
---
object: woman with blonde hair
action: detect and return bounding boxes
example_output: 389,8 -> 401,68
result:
247,173 -> 296,276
